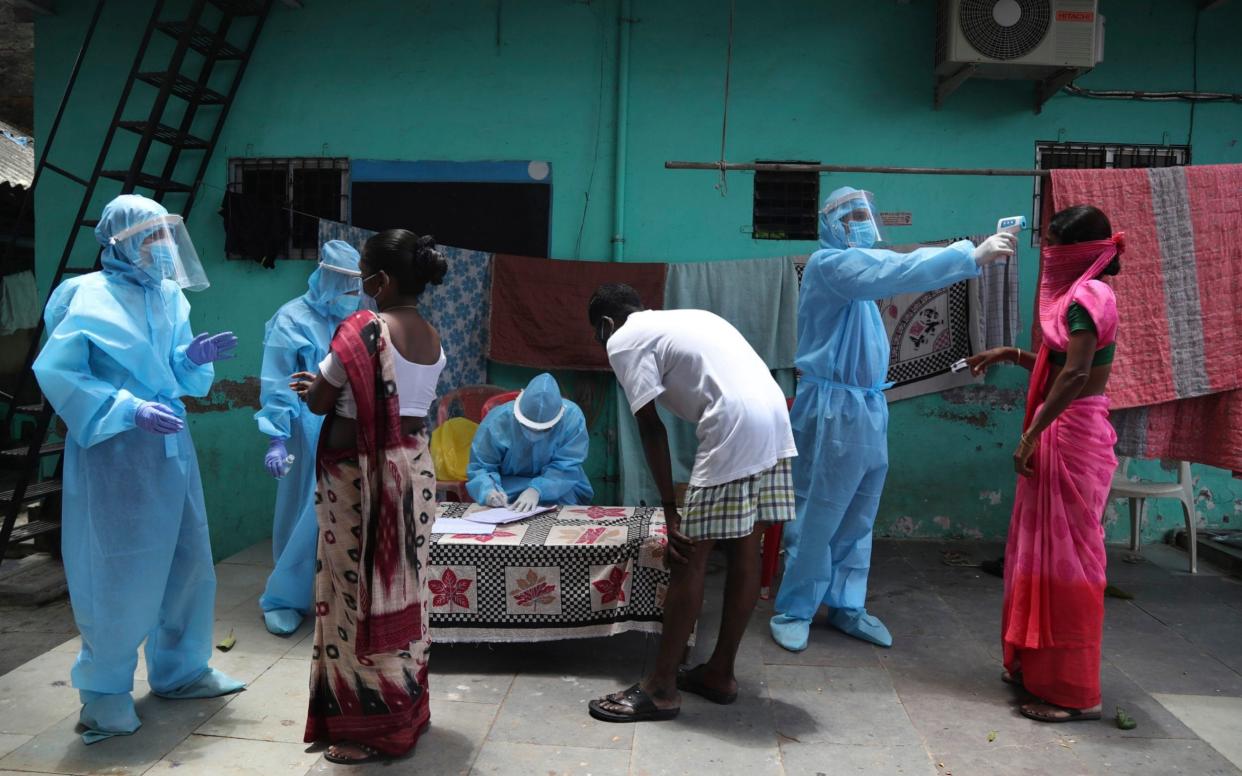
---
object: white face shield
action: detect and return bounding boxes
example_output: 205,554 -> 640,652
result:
109,214 -> 209,291
821,189 -> 882,249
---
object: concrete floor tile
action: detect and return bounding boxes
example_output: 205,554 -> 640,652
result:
429,668 -> 515,705
196,658 -> 309,743
781,742 -> 937,775
145,734 -> 319,776
306,699 -> 497,776
0,684 -> 229,776
0,650 -> 80,736
470,741 -> 632,776
631,691 -> 781,775
488,673 -> 635,750
219,539 -> 275,568
1075,661 -> 1198,740
766,664 -> 921,748
50,636 -> 79,654
1102,603 -> 1242,697
1154,694 -> 1242,770
932,742 -> 1091,776
211,610 -> 313,662
0,735 -> 30,760
214,564 -> 277,617
759,615 -> 882,669
1068,736 -> 1242,775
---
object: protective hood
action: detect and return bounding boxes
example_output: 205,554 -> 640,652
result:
818,186 -> 881,250
97,194 -> 208,291
304,240 -> 362,320
513,373 -> 566,432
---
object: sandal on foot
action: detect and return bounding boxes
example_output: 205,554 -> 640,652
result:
588,683 -> 680,723
1001,670 -> 1023,686
1020,703 -> 1102,723
676,665 -> 738,705
324,742 -> 385,765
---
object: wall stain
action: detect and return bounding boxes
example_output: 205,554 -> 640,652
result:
939,385 -> 1024,412
926,408 -> 993,429
185,377 -> 261,413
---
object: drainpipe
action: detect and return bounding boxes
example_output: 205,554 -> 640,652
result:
611,0 -> 632,261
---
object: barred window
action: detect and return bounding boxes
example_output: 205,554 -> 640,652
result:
1032,142 -> 1189,245
226,157 -> 349,260
752,161 -> 819,241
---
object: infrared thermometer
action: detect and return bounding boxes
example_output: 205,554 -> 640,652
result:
997,215 -> 1027,235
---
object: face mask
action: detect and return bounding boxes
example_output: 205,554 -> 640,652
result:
845,219 -> 878,249
361,272 -> 382,300
142,242 -> 178,284
327,293 -> 359,319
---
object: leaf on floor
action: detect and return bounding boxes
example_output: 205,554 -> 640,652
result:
1115,706 -> 1137,730
216,628 -> 236,652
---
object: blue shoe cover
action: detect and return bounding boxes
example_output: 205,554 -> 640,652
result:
769,613 -> 811,652
828,608 -> 893,647
152,668 -> 246,699
79,690 -> 140,745
264,608 -> 303,635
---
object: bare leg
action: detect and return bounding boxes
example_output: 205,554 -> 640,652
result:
696,526 -> 763,695
596,538 -> 715,714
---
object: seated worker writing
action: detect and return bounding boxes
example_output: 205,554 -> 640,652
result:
465,372 -> 594,511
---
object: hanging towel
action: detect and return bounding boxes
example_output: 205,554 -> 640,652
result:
488,254 -> 666,371
0,269 -> 40,335
318,220 -> 493,397
976,232 -> 1021,349
1050,166 -> 1242,409
1049,166 -> 1242,470
663,256 -> 797,370
220,191 -> 289,269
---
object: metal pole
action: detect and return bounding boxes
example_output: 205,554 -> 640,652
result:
665,161 -> 1052,177
611,0 -> 631,261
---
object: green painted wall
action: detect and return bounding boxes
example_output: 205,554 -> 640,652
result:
35,0 -> 1241,559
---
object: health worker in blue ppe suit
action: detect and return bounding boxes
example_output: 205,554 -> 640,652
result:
465,373 -> 594,510
770,187 -> 1016,652
255,240 -> 362,635
32,194 -> 245,744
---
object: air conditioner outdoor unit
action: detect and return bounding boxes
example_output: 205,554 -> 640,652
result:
936,0 -> 1102,78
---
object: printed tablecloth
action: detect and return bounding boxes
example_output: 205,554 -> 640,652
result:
427,503 -> 671,643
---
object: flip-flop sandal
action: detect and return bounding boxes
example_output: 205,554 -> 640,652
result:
324,742 -> 385,765
1020,703 -> 1102,723
676,665 -> 738,705
588,683 -> 680,723
1001,670 -> 1023,685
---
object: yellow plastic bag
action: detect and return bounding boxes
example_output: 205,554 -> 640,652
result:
431,417 -> 478,482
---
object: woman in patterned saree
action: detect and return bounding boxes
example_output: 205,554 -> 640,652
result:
292,229 -> 448,763
968,205 -> 1123,723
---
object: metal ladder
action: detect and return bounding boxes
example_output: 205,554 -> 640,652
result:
0,0 -> 274,567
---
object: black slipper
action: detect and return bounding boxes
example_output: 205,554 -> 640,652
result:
324,742 -> 385,765
588,683 -> 680,723
676,665 -> 738,705
1001,670 -> 1023,686
1020,703 -> 1102,723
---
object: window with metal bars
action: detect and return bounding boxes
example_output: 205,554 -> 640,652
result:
1031,142 -> 1190,245
226,157 -> 349,260
752,162 -> 819,241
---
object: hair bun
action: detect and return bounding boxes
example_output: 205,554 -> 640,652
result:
414,235 -> 448,286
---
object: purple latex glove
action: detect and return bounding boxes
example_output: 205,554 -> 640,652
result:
264,438 -> 289,479
134,402 -> 184,435
187,331 -> 238,365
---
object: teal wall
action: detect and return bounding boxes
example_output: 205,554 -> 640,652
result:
35,0 -> 1242,559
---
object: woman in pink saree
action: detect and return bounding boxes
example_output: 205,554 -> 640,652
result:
968,205 -> 1123,723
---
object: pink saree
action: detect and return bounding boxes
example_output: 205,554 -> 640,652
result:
1002,235 -> 1123,709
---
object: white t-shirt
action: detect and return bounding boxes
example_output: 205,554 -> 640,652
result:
607,309 -> 796,488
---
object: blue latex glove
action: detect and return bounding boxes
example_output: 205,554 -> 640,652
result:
134,402 -> 184,435
264,437 -> 289,479
187,331 -> 238,365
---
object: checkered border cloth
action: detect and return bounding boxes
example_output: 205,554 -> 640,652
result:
682,458 -> 796,541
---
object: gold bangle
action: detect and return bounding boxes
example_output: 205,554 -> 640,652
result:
1019,431 -> 1035,447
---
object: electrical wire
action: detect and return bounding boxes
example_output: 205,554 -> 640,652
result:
714,0 -> 735,197
574,1 -> 608,259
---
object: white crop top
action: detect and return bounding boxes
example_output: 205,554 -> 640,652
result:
318,346 -> 446,419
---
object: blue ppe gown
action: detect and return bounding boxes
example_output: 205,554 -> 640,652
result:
254,241 -> 360,626
32,195 -> 241,740
464,403 -> 594,506
774,190 -> 980,644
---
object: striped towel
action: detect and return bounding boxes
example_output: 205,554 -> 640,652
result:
1050,165 -> 1242,471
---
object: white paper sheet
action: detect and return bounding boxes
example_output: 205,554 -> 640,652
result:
432,518 -> 496,535
464,505 -> 557,525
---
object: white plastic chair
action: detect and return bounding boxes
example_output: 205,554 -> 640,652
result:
1108,458 -> 1197,573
